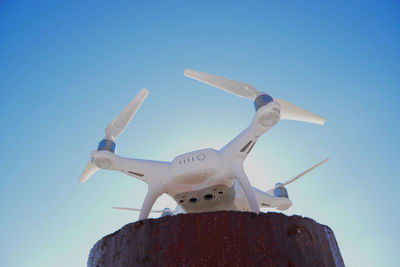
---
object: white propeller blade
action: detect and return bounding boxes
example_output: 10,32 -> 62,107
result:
281,158 -> 329,186
79,160 -> 99,183
79,89 -> 148,182
105,88 -> 149,140
185,69 -> 326,125
275,98 -> 326,125
112,207 -> 164,213
184,69 -> 258,99
266,158 -> 329,194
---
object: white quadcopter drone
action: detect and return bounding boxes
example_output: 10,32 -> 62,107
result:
79,69 -> 328,220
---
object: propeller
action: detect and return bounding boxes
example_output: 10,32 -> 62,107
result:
266,158 -> 329,195
78,160 -> 99,183
105,88 -> 149,141
78,88 -> 149,182
112,207 -> 165,213
184,69 -> 258,99
184,69 -> 325,125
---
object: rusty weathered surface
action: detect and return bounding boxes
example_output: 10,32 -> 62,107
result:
88,211 -> 344,267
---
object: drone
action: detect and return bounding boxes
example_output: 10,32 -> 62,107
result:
79,69 -> 328,220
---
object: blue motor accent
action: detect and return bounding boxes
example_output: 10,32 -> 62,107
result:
254,93 -> 274,111
98,139 -> 116,153
273,186 -> 289,198
161,208 -> 173,217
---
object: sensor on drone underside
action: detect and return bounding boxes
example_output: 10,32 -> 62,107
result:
174,184 -> 236,213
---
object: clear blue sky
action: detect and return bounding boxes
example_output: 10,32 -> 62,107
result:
1,1 -> 399,266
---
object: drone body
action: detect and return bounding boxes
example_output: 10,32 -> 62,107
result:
79,69 -> 327,220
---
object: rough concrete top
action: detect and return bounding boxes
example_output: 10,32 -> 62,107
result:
88,211 -> 344,267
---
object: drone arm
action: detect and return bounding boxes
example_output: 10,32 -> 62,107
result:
253,187 -> 292,210
220,103 -> 280,161
233,167 -> 260,213
114,156 -> 170,182
89,150 -> 171,183
220,125 -> 257,160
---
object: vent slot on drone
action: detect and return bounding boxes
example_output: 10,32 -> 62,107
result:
247,142 -> 256,154
240,141 -> 253,152
128,171 -> 144,177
